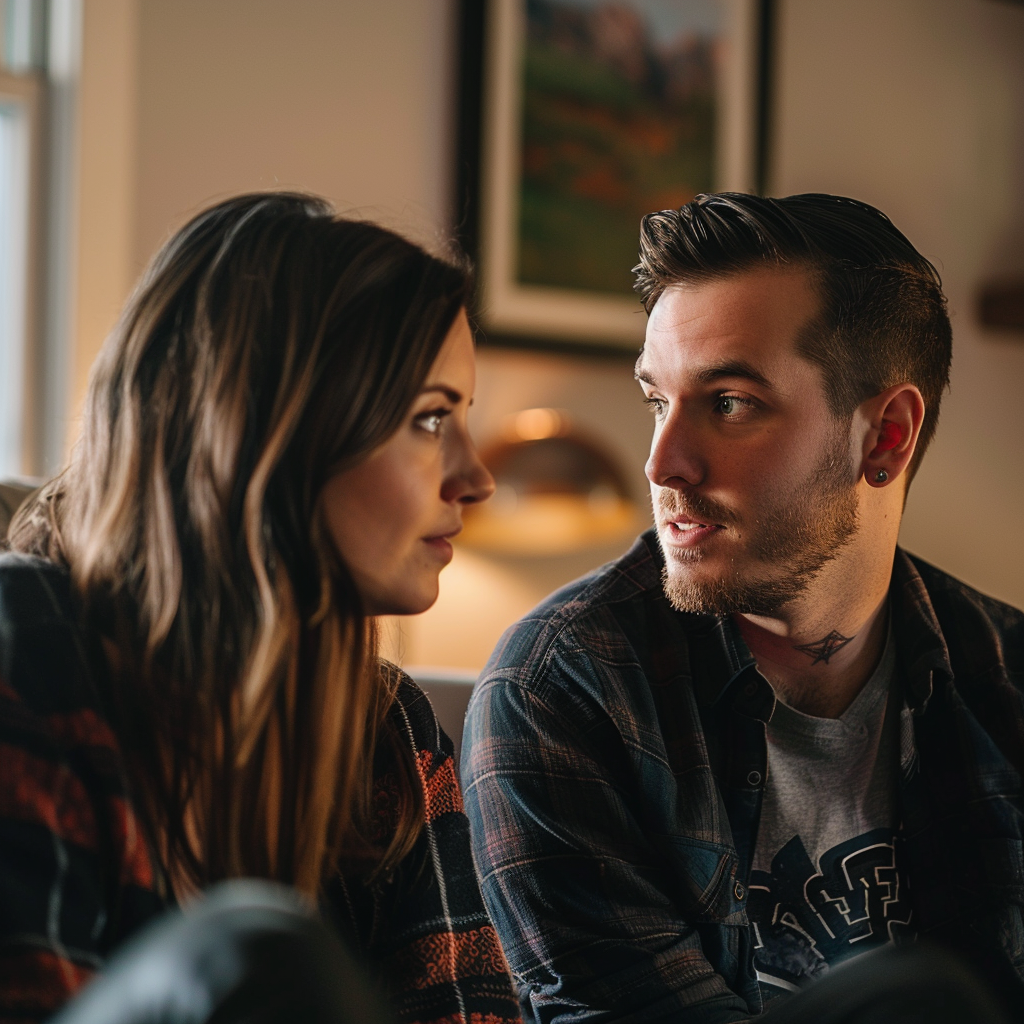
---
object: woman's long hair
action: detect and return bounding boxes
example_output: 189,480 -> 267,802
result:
8,192 -> 470,896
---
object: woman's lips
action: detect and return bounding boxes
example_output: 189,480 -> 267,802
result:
423,529 -> 460,561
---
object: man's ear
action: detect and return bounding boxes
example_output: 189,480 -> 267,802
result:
858,383 -> 926,488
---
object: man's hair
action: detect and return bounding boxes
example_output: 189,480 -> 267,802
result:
634,192 -> 952,479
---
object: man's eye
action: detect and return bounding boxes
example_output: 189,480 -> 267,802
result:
716,395 -> 753,418
643,396 -> 666,417
415,409 -> 450,435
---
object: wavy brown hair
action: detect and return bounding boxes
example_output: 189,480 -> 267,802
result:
8,192 -> 471,896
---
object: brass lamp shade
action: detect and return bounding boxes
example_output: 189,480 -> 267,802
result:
460,409 -> 641,556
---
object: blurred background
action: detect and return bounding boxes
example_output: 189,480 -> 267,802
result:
1,0 -> 1022,685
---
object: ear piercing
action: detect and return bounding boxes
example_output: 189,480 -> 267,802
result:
874,469 -> 888,483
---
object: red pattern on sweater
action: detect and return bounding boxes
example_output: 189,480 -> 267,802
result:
416,750 -> 464,822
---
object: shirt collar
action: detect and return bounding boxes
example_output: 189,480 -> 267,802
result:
636,531 -> 764,712
667,608 -> 777,722
888,547 -> 953,712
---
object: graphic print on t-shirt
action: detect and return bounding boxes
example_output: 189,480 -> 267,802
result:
748,826 -> 913,996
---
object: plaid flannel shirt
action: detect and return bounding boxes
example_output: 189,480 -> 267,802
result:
0,552 -> 520,1024
462,529 -> 1024,1023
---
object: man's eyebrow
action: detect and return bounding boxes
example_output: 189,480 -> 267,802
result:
634,360 -> 774,392
693,360 -> 774,391
419,385 -> 463,403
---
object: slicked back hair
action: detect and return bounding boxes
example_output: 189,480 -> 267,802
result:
634,193 -> 952,480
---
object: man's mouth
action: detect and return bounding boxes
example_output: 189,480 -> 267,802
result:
662,517 -> 723,547
671,517 -> 713,531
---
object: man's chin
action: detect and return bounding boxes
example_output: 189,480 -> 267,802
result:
660,560 -> 814,617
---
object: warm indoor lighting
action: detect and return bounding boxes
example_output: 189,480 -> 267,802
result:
509,406 -> 566,441
461,409 -> 642,556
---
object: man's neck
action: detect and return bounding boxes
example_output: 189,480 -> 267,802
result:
733,555 -> 894,718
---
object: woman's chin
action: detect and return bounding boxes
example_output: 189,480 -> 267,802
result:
365,579 -> 440,618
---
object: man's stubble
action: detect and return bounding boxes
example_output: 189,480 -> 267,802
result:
658,428 -> 860,616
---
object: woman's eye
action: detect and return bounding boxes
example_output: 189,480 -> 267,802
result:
415,409 -> 450,435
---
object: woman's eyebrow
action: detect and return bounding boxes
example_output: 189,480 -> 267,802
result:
419,385 -> 463,403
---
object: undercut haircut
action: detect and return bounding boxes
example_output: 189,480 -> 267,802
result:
634,192 -> 952,480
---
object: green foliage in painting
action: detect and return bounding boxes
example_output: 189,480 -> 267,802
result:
517,2 -> 717,297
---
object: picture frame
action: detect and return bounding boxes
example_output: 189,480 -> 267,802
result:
455,0 -> 774,356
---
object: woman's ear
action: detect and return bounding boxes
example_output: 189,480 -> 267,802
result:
859,383 -> 926,489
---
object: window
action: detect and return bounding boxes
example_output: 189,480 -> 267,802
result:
0,83 -> 33,477
0,0 -> 44,479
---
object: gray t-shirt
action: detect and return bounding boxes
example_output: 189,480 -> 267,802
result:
748,629 -> 914,998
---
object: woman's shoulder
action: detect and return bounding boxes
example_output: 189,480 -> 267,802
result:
0,551 -> 126,769
378,663 -> 465,830
0,552 -> 94,714
382,662 -> 455,762
0,557 -> 168,1013
0,551 -> 75,623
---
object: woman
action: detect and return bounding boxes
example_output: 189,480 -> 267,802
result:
0,192 -> 517,1024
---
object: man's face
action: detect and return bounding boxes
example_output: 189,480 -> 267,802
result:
637,267 -> 860,616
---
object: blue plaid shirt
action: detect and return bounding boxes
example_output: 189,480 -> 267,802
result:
462,530 -> 1024,1023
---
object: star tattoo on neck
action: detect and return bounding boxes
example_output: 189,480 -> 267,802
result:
793,630 -> 854,665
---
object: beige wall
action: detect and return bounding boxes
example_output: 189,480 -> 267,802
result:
65,0 -> 138,455
132,0 -> 458,267
68,0 -> 1024,671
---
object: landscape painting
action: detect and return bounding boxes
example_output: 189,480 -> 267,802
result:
519,0 -> 721,297
477,0 -> 759,350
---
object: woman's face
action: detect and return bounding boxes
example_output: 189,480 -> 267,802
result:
321,310 -> 494,616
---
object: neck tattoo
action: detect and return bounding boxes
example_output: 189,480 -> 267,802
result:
793,630 -> 854,665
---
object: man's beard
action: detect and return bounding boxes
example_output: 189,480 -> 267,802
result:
658,431 -> 859,616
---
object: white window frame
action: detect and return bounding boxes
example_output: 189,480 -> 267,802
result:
0,67 -> 42,479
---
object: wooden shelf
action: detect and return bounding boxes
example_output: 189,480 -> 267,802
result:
978,280 -> 1024,332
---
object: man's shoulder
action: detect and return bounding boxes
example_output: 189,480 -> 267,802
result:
903,551 -> 1023,626
899,549 -> 1024,674
481,529 -> 677,683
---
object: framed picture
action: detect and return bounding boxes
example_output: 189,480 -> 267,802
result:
455,0 -> 773,355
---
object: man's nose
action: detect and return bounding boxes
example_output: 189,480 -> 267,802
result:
645,411 -> 706,489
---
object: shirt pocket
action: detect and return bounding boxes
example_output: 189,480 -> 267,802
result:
651,832 -> 744,924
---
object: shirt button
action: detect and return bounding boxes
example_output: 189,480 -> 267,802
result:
734,881 -> 746,901
743,681 -> 758,697
746,770 -> 762,787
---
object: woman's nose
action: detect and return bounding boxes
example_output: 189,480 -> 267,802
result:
443,434 -> 495,505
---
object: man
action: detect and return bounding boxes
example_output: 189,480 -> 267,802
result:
461,193 -> 1024,1022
